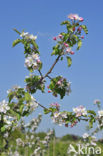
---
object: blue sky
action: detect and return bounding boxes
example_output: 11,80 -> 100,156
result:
0,0 -> 103,137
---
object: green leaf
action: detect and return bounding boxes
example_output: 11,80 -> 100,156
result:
87,110 -> 96,116
30,40 -> 38,50
20,104 -> 24,114
25,92 -> 31,102
38,62 -> 42,70
61,57 -> 63,61
44,109 -> 51,114
12,39 -> 22,47
1,126 -> 6,132
66,56 -> 72,67
61,21 -> 71,25
81,25 -> 88,34
77,40 -> 82,50
51,50 -> 56,56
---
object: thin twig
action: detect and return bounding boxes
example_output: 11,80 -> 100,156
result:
44,55 -> 60,78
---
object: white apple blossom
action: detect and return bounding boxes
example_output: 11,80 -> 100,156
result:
20,32 -> 29,37
20,32 -> 37,41
65,82 -> 72,95
98,110 -> 103,118
82,133 -> 89,139
68,14 -> 84,21
29,95 -> 38,111
68,14 -> 79,20
25,53 -> 41,70
52,112 -> 68,126
73,105 -> 87,117
7,85 -> 21,94
16,138 -> 24,147
33,147 -> 41,155
0,100 -> 10,113
29,34 -> 37,40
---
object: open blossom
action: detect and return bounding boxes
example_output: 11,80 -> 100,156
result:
20,32 -> 29,37
68,14 -> 84,21
65,47 -> 71,54
82,133 -> 89,139
68,14 -> 79,20
3,115 -> 13,126
7,85 -> 21,94
65,82 -> 71,95
73,105 -> 87,117
25,53 -> 41,70
29,95 -> 38,111
52,112 -> 68,126
0,100 -> 10,113
98,110 -> 103,118
20,32 -> 37,40
16,138 -> 24,147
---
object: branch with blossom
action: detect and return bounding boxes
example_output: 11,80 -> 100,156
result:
0,13 -> 102,155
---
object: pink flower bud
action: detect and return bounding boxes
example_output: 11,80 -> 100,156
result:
66,48 -> 71,54
73,27 -> 76,31
58,34 -> 63,39
57,81 -> 62,85
81,36 -> 84,39
64,43 -> 69,47
48,90 -> 51,93
70,51 -> 74,55
37,59 -> 40,63
53,37 -> 57,40
77,26 -> 82,32
79,17 -> 84,22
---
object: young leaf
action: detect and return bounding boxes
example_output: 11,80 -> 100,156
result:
66,56 -> 72,67
12,39 -> 22,47
81,25 -> 88,34
77,40 -> 82,50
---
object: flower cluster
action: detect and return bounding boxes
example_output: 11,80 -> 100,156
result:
25,53 -> 41,71
56,78 -> 71,96
73,105 -> 87,117
82,133 -> 97,146
20,32 -> 37,41
25,114 -> 42,132
41,130 -> 54,147
50,102 -> 60,108
26,95 -> 38,112
52,112 -> 68,126
53,34 -> 74,55
68,14 -> 84,22
16,138 -> 24,147
48,76 -> 71,98
7,85 -> 21,94
0,100 -> 10,113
